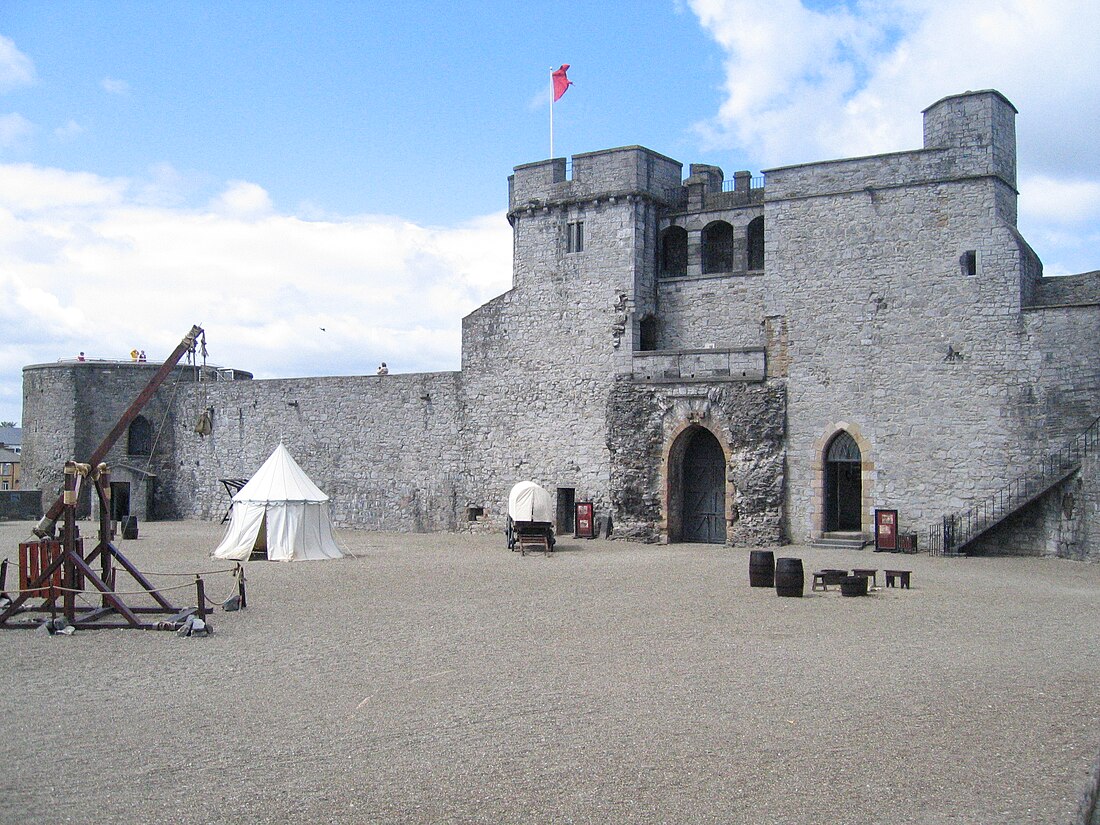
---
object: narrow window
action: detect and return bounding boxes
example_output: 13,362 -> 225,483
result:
567,221 -> 584,253
747,216 -> 765,271
702,221 -> 734,274
659,226 -> 687,277
961,250 -> 977,277
639,315 -> 658,351
128,415 -> 153,456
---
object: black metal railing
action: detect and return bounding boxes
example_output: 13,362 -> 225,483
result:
721,175 -> 766,192
925,415 -> 1100,555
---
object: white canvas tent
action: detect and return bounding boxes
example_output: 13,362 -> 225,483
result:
213,444 -> 343,561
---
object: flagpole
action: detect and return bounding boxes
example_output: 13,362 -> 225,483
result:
549,66 -> 555,159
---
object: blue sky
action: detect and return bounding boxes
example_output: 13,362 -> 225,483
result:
1,0 -> 1098,426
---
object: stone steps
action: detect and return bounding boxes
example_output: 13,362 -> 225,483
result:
810,533 -> 869,551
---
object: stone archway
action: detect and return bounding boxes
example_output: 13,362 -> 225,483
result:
810,423 -> 875,537
824,431 -> 862,532
665,424 -> 728,544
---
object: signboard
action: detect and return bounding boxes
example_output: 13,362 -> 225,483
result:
875,508 -> 898,552
575,502 -> 594,539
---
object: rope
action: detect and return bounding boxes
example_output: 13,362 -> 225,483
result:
141,566 -> 240,578
201,582 -> 240,606
1,560 -> 241,579
5,579 -> 198,596
143,363 -> 187,477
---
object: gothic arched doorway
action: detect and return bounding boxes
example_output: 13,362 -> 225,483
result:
824,431 -> 862,532
679,427 -> 727,543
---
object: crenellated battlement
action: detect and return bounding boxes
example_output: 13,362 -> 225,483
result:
509,146 -> 683,217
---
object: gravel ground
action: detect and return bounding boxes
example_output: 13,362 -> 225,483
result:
1,519 -> 1099,825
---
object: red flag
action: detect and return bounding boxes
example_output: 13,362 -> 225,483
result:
552,64 -> 573,102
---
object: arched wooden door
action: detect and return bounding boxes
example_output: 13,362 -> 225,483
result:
682,428 -> 726,543
824,431 -> 862,532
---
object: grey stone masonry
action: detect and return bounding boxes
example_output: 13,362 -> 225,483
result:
170,371 -> 466,530
19,90 -> 1100,558
607,378 -> 786,545
1028,270 -> 1100,307
21,360 -> 251,517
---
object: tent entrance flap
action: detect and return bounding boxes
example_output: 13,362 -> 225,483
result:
252,514 -> 268,556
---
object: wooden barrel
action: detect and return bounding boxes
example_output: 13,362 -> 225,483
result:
775,557 -> 804,597
841,575 -> 868,597
749,550 -> 775,588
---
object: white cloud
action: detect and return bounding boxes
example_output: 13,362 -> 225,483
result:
101,77 -> 130,95
53,119 -> 84,142
0,36 -> 34,92
210,180 -> 274,216
0,162 -> 514,423
1019,176 -> 1100,226
0,112 -> 35,148
690,0 -> 1100,166
0,164 -> 126,210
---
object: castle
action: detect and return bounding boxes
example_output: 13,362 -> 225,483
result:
20,90 -> 1100,559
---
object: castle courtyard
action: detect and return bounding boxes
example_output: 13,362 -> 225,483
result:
1,519 -> 1098,824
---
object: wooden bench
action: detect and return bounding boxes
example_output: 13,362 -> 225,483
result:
884,569 -> 912,589
850,567 -> 878,589
812,569 -> 847,591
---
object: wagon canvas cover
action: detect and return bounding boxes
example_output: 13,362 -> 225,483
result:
507,481 -> 554,523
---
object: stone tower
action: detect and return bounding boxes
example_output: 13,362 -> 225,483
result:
458,147 -> 686,526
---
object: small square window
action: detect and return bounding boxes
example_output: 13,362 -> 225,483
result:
567,221 -> 584,253
961,250 -> 977,277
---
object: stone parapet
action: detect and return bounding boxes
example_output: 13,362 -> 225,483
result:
510,146 -> 684,215
630,348 -> 765,383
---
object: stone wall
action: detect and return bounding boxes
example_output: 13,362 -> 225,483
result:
460,199 -> 639,523
1021,304 -> 1100,445
656,274 -> 767,351
1028,271 -> 1100,307
21,361 -> 229,516
20,363 -> 77,495
607,378 -> 786,545
922,90 -> 1017,190
765,173 -> 1031,540
1081,443 -> 1100,562
970,472 -> 1090,560
169,371 -> 467,530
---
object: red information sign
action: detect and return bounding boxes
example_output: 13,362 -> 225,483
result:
575,502 -> 594,539
875,509 -> 898,552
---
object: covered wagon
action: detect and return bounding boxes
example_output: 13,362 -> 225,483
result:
506,481 -> 556,555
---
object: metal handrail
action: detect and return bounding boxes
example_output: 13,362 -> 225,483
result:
721,175 -> 766,192
926,415 -> 1100,555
